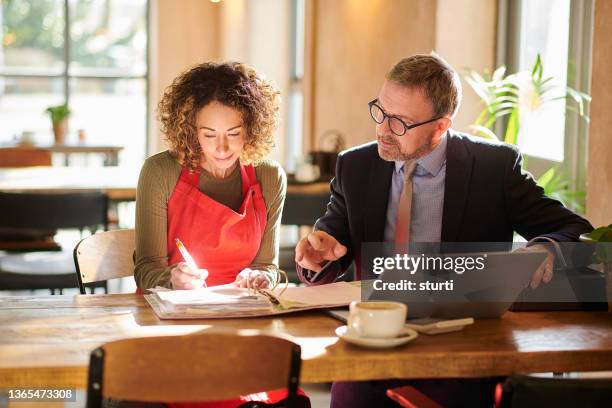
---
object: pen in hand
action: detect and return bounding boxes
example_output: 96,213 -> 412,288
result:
175,238 -> 207,288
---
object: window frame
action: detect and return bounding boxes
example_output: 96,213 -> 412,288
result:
286,0 -> 306,172
496,0 -> 593,199
0,0 -> 150,160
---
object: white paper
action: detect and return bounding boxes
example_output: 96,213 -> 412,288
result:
156,284 -> 269,307
268,281 -> 361,307
146,281 -> 362,319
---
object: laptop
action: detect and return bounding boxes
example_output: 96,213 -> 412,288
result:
364,250 -> 548,319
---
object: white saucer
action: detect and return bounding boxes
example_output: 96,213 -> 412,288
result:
335,325 -> 418,349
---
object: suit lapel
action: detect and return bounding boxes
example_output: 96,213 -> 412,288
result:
364,148 -> 394,242
442,131 -> 474,241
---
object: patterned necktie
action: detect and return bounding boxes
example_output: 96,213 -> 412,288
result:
394,160 -> 417,245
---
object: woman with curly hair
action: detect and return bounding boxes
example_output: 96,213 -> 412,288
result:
134,62 -> 287,292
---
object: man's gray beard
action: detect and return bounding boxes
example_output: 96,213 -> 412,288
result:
378,136 -> 433,161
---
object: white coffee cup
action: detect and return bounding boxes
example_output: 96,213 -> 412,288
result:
295,162 -> 320,182
20,130 -> 35,145
347,301 -> 407,338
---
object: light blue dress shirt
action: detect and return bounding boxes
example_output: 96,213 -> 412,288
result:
384,135 -> 447,242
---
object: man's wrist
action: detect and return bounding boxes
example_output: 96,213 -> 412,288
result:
527,236 -> 567,267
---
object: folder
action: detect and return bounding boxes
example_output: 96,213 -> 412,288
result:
144,281 -> 362,319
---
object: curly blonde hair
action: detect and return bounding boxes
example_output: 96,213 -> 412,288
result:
158,62 -> 280,170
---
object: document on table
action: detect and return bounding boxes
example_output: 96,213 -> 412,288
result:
156,284 -> 271,308
144,281 -> 362,319
269,282 -> 361,309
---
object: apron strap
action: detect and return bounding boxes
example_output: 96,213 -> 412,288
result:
239,164 -> 258,198
180,168 -> 200,187
182,165 -> 256,198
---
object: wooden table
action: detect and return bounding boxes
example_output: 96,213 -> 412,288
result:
0,168 -> 330,203
0,144 -> 124,166
0,166 -> 138,201
44,144 -> 123,166
286,181 -> 330,195
1,294 -> 611,389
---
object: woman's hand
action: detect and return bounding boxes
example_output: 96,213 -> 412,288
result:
170,262 -> 209,290
233,268 -> 269,290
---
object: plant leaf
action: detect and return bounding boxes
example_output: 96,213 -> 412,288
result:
537,167 -> 556,188
467,124 -> 500,140
531,54 -> 543,82
504,108 -> 520,145
492,66 -> 507,81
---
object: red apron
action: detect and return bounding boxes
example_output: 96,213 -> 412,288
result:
166,164 -> 266,286
163,164 -> 307,408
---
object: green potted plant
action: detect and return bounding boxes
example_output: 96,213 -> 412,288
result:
45,104 -> 71,145
581,225 -> 612,311
464,54 -> 590,212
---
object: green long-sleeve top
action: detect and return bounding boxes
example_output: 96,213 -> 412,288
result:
134,150 -> 287,289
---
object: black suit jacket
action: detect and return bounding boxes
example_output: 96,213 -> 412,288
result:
310,130 -> 593,281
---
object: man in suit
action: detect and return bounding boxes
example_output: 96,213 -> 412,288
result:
294,53 -> 592,407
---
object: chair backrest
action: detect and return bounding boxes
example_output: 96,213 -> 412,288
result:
74,229 -> 135,294
281,192 -> 330,226
497,374 -> 612,408
0,191 -> 108,230
0,147 -> 52,167
0,191 -> 108,251
86,332 -> 302,408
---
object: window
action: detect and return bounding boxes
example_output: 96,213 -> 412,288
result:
516,0 -> 571,162
286,0 -> 305,173
500,0 -> 594,207
0,0 -> 148,165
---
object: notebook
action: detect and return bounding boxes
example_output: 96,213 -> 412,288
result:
144,281 -> 362,319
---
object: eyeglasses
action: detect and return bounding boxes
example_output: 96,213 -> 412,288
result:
368,99 -> 442,136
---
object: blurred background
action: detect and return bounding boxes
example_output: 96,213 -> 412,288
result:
2,2 -> 612,405
2,0 -> 611,223
0,0 -> 611,293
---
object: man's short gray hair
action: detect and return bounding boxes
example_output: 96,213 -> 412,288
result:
386,52 -> 462,119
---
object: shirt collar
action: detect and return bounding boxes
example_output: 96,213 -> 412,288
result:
394,133 -> 448,176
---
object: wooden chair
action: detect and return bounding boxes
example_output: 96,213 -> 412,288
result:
73,229 -> 135,294
495,374 -> 612,408
386,386 -> 442,408
0,191 -> 108,293
86,332 -> 304,408
281,190 -> 330,228
387,374 -> 612,408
